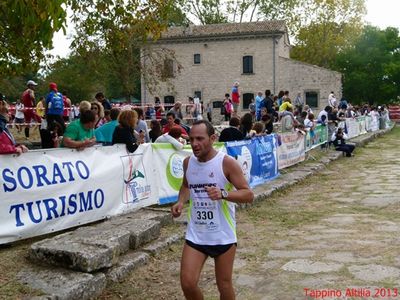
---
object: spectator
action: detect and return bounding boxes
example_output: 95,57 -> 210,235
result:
36,96 -> 46,120
21,80 -> 40,139
277,90 -> 285,107
318,106 -> 332,125
261,113 -> 274,134
79,100 -> 91,114
264,89 -> 274,115
149,119 -> 162,142
304,113 -> 315,130
231,81 -> 240,114
219,117 -> 244,142
155,126 -> 186,150
331,127 -> 355,157
294,92 -> 303,114
62,91 -> 72,122
134,107 -> 150,143
145,104 -> 156,120
296,111 -> 308,126
95,92 -> 112,110
328,91 -> 337,108
248,98 -> 256,120
112,110 -> 140,153
61,110 -> 96,150
223,93 -> 233,122
240,113 -> 254,138
206,102 -> 212,123
14,98 -> 24,133
0,99 -> 28,154
154,97 -> 165,120
168,101 -> 183,120
91,101 -> 105,128
95,108 -> 120,145
252,122 -> 265,136
46,82 -> 65,135
163,112 -> 188,139
255,91 -> 264,121
280,106 -> 298,133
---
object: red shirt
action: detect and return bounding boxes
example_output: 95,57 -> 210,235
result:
22,88 -> 35,107
162,124 -> 188,136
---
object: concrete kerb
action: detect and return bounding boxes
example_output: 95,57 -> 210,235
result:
18,126 -> 393,299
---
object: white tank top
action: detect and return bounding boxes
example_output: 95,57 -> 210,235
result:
185,151 -> 236,245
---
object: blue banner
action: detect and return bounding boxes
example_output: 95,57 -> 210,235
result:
225,135 -> 279,188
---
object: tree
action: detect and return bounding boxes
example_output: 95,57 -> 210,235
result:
334,26 -> 400,104
0,0 -> 67,75
68,0 -> 177,101
290,0 -> 366,68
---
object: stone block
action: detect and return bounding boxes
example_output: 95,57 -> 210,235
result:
106,251 -> 149,283
142,233 -> 183,256
29,219 -> 160,272
17,266 -> 106,300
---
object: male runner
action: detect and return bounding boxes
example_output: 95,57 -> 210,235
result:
171,120 -> 254,300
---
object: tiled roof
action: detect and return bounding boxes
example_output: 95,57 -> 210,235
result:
160,20 -> 286,39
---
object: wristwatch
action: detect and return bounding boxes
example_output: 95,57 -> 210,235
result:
221,189 -> 229,199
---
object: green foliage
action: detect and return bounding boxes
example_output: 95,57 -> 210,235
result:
290,0 -> 365,68
334,26 -> 400,104
0,0 -> 67,75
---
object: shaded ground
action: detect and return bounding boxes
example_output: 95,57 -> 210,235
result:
99,127 -> 400,300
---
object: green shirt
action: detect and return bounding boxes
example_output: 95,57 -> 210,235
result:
61,119 -> 94,147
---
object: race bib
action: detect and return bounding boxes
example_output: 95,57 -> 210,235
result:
192,200 -> 220,233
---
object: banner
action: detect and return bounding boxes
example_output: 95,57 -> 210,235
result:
305,124 -> 328,151
277,132 -> 306,169
345,118 -> 360,138
357,116 -> 367,135
225,135 -> 279,188
0,144 -> 159,244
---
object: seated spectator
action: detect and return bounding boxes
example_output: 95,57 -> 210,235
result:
252,122 -> 265,136
163,112 -> 188,139
149,119 -> 162,142
331,127 -> 355,157
112,110 -> 140,153
134,107 -> 150,143
95,108 -> 120,145
61,110 -> 96,150
219,117 -> 244,142
0,99 -> 28,154
240,113 -> 254,138
261,113 -> 274,134
155,126 -> 186,150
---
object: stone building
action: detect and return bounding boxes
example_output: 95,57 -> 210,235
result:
141,20 -> 342,122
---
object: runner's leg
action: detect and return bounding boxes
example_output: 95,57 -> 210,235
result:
214,244 -> 236,300
180,243 -> 207,300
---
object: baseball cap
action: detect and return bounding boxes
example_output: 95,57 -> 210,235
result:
49,82 -> 58,91
27,80 -> 38,86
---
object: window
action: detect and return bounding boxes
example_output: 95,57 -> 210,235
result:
242,93 -> 254,109
163,59 -> 174,78
194,91 -> 202,100
243,56 -> 253,74
164,96 -> 175,111
305,91 -> 318,108
213,101 -> 223,109
194,54 -> 201,64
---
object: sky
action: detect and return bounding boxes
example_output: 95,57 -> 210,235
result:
50,0 -> 400,59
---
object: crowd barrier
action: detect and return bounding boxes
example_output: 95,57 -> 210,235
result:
0,115 -> 388,244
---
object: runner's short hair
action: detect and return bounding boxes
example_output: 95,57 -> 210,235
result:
192,120 -> 215,136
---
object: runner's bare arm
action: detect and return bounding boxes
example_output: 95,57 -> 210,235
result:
171,157 -> 190,218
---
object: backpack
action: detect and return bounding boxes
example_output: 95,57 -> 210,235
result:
220,104 -> 226,115
49,92 -> 64,114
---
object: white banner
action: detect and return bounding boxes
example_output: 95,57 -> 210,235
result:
0,144 -> 158,244
277,132 -> 306,169
345,118 -> 360,138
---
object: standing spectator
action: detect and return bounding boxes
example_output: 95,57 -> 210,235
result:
168,101 -> 184,120
248,98 -> 256,121
90,101 -> 105,128
304,113 -> 315,130
0,99 -> 28,154
294,92 -> 304,114
36,96 -> 46,120
261,113 -> 274,134
296,111 -> 308,126
95,92 -> 112,110
145,104 -> 156,120
112,110 -> 140,153
134,107 -> 150,143
149,119 -> 162,142
328,91 -> 337,108
277,90 -> 285,107
240,113 -> 254,138
46,82 -> 65,135
206,102 -> 212,123
255,91 -> 264,121
95,108 -> 120,145
62,91 -> 72,122
61,109 -> 96,149
223,93 -> 233,122
231,81 -> 240,114
264,89 -> 274,115
155,97 -> 165,120
21,80 -> 39,139
318,106 -> 332,125
14,98 -> 24,133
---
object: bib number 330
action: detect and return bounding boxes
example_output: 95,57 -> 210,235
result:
196,211 -> 214,220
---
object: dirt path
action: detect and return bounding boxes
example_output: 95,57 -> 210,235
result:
80,127 -> 400,299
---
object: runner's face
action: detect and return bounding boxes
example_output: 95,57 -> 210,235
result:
189,124 -> 215,158
167,116 -> 174,126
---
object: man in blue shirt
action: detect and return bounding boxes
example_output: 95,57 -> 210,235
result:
46,82 -> 65,134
